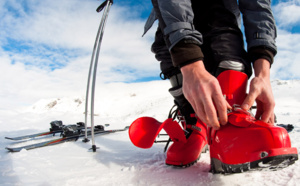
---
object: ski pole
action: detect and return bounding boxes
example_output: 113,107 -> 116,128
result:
83,5 -> 103,144
83,0 -> 113,152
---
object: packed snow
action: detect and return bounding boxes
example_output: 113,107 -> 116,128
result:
1,79 -> 300,186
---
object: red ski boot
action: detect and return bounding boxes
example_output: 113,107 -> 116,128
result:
129,107 -> 208,167
165,116 -> 208,167
164,85 -> 208,167
129,96 -> 208,167
209,70 -> 298,174
130,71 -> 208,168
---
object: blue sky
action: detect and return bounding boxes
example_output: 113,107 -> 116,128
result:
1,1 -> 300,79
0,0 -> 300,108
0,0 -> 158,81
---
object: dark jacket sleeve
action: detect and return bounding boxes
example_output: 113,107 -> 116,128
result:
239,0 -> 277,65
150,0 -> 204,67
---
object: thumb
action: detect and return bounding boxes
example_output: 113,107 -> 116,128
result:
241,92 -> 257,111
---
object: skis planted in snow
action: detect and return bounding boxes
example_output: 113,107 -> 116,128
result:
6,126 -> 129,152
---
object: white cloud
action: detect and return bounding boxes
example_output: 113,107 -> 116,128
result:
273,1 -> 300,28
3,0 -> 299,110
2,0 -> 98,49
270,1 -> 300,80
0,0 -> 159,77
271,29 -> 300,79
0,0 -> 160,109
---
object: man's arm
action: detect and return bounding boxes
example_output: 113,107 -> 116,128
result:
151,0 -> 204,67
239,0 -> 277,55
150,0 -> 229,129
181,60 -> 231,130
239,0 -> 277,124
241,59 -> 275,124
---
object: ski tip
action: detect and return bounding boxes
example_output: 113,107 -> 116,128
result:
5,147 -> 19,152
5,136 -> 30,141
5,137 -> 23,141
125,126 -> 129,130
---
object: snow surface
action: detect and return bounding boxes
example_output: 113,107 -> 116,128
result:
1,80 -> 300,186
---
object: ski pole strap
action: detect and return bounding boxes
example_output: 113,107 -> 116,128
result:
96,0 -> 113,13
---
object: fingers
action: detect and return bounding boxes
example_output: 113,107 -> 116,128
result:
203,97 -> 220,130
213,92 -> 229,126
257,100 -> 275,125
180,64 -> 228,130
203,81 -> 228,129
242,77 -> 276,125
256,108 -> 275,124
187,93 -> 221,130
189,92 -> 229,130
242,89 -> 258,111
255,108 -> 263,120
241,93 -> 275,124
261,112 -> 274,124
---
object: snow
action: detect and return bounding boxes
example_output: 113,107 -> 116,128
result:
1,79 -> 300,186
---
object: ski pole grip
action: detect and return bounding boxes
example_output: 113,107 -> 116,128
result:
96,0 -> 113,13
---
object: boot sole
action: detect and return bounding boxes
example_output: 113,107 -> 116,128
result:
166,156 -> 201,168
165,144 -> 208,168
211,154 -> 298,174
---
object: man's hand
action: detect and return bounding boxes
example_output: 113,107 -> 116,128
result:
181,60 -> 231,130
241,59 -> 275,124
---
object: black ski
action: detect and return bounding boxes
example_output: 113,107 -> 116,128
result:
6,126 -> 129,152
5,121 -> 86,141
5,131 -> 60,141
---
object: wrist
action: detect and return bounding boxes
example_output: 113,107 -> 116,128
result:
248,46 -> 276,65
253,58 -> 271,80
180,60 -> 206,76
171,40 -> 204,67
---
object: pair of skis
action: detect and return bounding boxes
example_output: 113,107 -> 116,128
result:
5,120 -> 128,152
